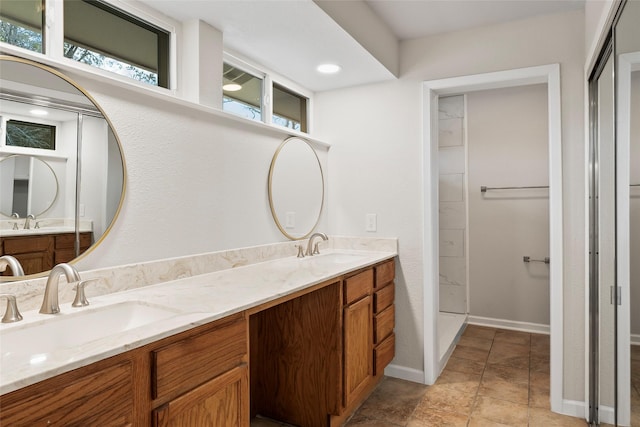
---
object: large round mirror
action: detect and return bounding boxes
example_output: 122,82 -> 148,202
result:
0,155 -> 59,217
268,137 -> 324,240
0,55 -> 125,279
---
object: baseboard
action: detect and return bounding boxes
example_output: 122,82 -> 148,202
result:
631,334 -> 640,346
384,364 -> 425,384
558,399 -> 587,420
467,315 -> 550,335
598,404 -> 615,425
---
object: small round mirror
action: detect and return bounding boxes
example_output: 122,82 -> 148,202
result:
0,155 -> 58,217
268,137 -> 324,240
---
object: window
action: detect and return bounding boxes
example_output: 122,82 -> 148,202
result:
222,63 -> 263,123
6,120 -> 56,150
63,0 -> 170,87
0,0 -> 44,53
272,83 -> 308,132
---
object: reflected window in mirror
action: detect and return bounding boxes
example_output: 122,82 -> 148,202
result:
222,62 -> 264,123
63,0 -> 170,88
273,83 -> 308,133
5,119 -> 56,150
0,0 -> 44,53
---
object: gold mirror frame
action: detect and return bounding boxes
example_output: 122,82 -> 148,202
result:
268,137 -> 324,240
0,55 -> 127,281
0,154 -> 59,217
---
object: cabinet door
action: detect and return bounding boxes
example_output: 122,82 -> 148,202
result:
153,365 -> 249,427
343,295 -> 373,407
0,359 -> 134,426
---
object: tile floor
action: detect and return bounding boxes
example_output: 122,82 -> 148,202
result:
630,345 -> 640,425
252,325 -> 589,427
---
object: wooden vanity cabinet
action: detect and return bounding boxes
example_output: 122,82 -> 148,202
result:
0,312 -> 249,427
0,232 -> 93,275
373,260 -> 396,376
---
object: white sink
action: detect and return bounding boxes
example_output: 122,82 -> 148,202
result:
0,301 -> 181,365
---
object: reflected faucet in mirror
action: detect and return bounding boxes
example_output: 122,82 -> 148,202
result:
0,255 -> 25,276
39,263 -> 81,315
23,214 -> 35,230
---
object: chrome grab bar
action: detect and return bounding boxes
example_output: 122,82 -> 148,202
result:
481,185 -> 549,193
523,256 -> 550,264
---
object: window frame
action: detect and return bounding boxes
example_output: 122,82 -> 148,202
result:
222,58 -> 266,125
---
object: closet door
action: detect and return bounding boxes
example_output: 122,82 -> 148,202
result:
589,43 -> 616,426
615,1 -> 640,425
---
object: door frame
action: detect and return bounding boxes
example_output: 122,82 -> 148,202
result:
421,64 -> 564,412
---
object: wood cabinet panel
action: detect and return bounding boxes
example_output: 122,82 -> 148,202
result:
3,235 -> 52,253
0,359 -> 134,426
153,365 -> 249,427
343,294 -> 373,408
251,282 -> 342,426
373,282 -> 394,314
374,260 -> 395,289
374,333 -> 395,376
11,251 -> 52,275
374,304 -> 395,344
55,232 -> 92,249
344,269 -> 373,304
152,312 -> 247,401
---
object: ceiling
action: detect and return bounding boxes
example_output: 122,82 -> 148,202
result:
137,0 -> 585,93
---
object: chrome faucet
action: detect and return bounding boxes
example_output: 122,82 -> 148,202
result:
306,232 -> 328,256
0,255 -> 25,276
23,214 -> 35,230
39,263 -> 81,314
10,213 -> 19,230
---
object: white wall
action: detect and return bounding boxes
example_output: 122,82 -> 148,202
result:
66,73 -> 328,270
630,71 -> 640,337
467,84 -> 549,326
314,9 -> 585,400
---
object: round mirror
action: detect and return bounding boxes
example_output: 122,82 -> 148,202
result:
268,137 -> 324,240
0,155 -> 58,217
0,55 -> 126,279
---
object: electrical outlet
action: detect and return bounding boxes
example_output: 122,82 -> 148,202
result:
285,211 -> 296,229
366,213 -> 377,232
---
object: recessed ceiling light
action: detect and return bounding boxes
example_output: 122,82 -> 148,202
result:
223,83 -> 242,92
30,109 -> 48,116
317,63 -> 341,74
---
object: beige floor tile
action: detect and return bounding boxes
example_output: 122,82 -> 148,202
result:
467,416 -> 513,426
356,377 -> 428,425
407,408 -> 469,427
471,395 -> 528,426
478,376 -> 529,405
250,417 -> 291,427
444,355 -> 486,376
487,351 -> 529,370
530,370 -> 550,390
463,325 -> 497,341
493,329 -> 531,346
530,353 -> 550,373
529,385 -> 551,409
528,407 -> 587,426
530,333 -> 550,348
451,344 -> 490,363
416,383 -> 477,415
482,363 -> 529,385
435,369 -> 482,394
345,413 -> 403,427
457,335 -> 494,351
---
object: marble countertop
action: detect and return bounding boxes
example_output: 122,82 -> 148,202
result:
0,249 -> 396,395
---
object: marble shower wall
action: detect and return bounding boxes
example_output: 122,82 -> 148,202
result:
438,96 -> 467,314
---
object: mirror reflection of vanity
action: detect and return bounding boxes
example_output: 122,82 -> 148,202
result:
268,137 -> 324,240
0,56 -> 125,279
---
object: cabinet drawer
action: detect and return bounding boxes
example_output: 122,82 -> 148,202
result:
55,232 -> 92,249
374,304 -> 394,344
374,260 -> 395,289
3,235 -> 52,254
373,282 -> 394,314
373,333 -> 395,376
0,359 -> 133,426
343,269 -> 373,305
152,313 -> 247,401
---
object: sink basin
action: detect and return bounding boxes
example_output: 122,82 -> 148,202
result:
1,301 -> 181,365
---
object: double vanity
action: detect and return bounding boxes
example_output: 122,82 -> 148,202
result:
0,238 -> 397,427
